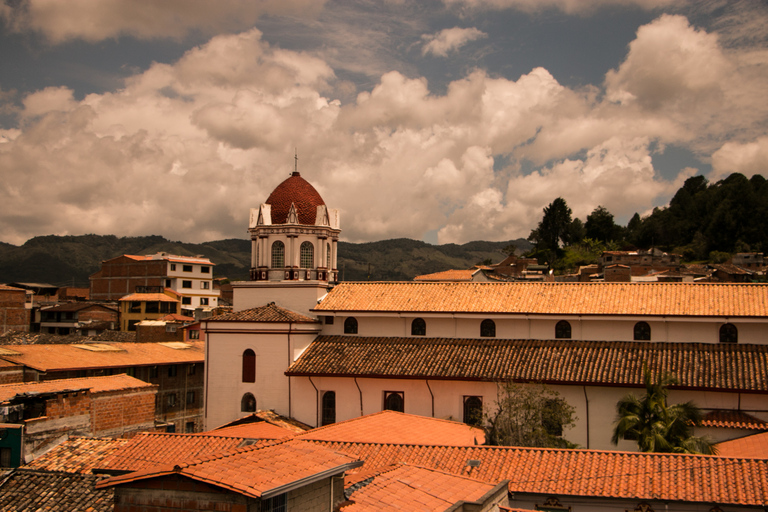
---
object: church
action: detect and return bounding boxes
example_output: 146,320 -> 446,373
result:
203,168 -> 768,451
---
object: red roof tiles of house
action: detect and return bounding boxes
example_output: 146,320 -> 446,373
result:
341,463 -> 503,511
26,437 -> 130,474
305,441 -> 768,506
314,281 -> 768,317
715,432 -> 768,459
0,341 -> 203,371
160,313 -> 195,322
203,422 -> 297,440
213,410 -> 313,433
207,302 -> 318,323
0,374 -> 154,402
286,336 -> 768,392
296,411 -> 484,445
701,410 -> 768,430
118,293 -> 179,302
413,269 -> 477,282
98,440 -> 362,499
266,172 -> 326,225
0,469 -> 113,512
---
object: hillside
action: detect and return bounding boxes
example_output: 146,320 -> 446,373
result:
0,235 -> 530,286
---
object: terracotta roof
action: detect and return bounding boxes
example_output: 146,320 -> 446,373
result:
97,432 -> 251,472
0,285 -> 24,292
0,374 -> 155,402
715,432 -> 768,459
297,411 -> 484,445
118,293 -> 179,302
203,422 -> 296,440
213,410 -> 313,433
265,172 -> 325,225
712,263 -> 753,275
26,437 -> 130,474
314,281 -> 768,317
306,441 -> 768,506
286,336 -> 768,392
160,313 -> 195,322
0,469 -> 113,511
342,463 -> 500,511
41,302 -> 116,313
120,253 -> 214,264
98,440 -> 361,499
0,341 -> 204,371
207,302 -> 319,323
701,410 -> 768,430
414,269 -> 476,282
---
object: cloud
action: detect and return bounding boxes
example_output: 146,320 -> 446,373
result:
421,27 -> 488,57
0,0 -> 325,43
711,137 -> 768,180
442,0 -> 681,14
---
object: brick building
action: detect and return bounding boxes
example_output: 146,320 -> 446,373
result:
0,285 -> 31,334
0,341 -> 205,434
39,302 -> 118,335
118,291 -> 181,331
0,374 -> 156,462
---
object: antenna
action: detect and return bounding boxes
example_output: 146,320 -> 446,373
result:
294,148 -> 298,175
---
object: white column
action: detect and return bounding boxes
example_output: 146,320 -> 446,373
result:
251,239 -> 257,268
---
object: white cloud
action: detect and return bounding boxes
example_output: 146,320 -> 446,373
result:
711,137 -> 768,180
443,0 -> 681,14
1,0 -> 325,43
421,27 -> 487,57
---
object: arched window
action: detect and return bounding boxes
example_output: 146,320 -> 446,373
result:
241,393 -> 256,412
720,323 -> 738,344
300,241 -> 314,268
555,320 -> 571,339
480,319 -> 496,337
242,349 -> 256,383
384,391 -> 404,412
411,318 -> 426,336
634,321 -> 651,341
271,241 -> 285,268
344,317 -> 358,334
463,396 -> 483,426
321,391 -> 336,426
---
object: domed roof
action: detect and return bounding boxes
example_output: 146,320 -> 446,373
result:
265,172 -> 326,225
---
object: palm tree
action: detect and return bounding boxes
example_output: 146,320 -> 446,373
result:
611,368 -> 715,454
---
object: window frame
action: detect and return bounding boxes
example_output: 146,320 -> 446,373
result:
411,318 -> 426,336
719,323 -> 738,344
272,241 -> 285,268
300,241 -> 314,268
463,395 -> 483,426
241,392 -> 257,413
344,317 -> 358,334
182,265 -> 193,272
383,391 -> 405,412
555,320 -> 572,339
242,349 -> 256,383
634,321 -> 651,341
321,391 -> 336,426
480,319 -> 496,338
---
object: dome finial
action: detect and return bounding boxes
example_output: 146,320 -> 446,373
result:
292,148 -> 299,177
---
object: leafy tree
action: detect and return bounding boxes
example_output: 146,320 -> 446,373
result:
528,198 -> 573,261
611,368 -> 715,454
485,382 -> 576,448
585,206 -> 622,243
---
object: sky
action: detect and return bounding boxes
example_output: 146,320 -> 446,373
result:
1,0 -> 767,246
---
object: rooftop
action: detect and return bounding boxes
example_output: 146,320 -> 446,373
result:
314,281 -> 768,317
265,171 -> 326,225
701,410 -> 768,430
118,293 -> 179,302
413,269 -> 477,282
208,302 -> 318,323
0,374 -> 154,402
0,341 -> 203,372
715,431 -> 768,459
0,469 -> 113,512
287,336 -> 768,392
204,422 -> 297,440
26,437 -> 130,474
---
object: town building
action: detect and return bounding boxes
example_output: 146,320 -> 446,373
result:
39,302 -> 118,335
0,285 -> 31,334
117,290 -> 181,331
89,253 -> 220,311
598,249 -> 682,278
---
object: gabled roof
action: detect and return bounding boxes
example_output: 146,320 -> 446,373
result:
41,302 -> 116,313
307,440 -> 768,506
341,463 -> 503,511
286,336 -> 768,392
701,410 -> 768,430
296,411 -> 484,445
0,374 -> 154,402
26,437 -> 130,474
413,269 -> 477,282
0,341 -> 204,372
118,293 -> 179,302
213,410 -> 312,433
0,469 -> 113,511
314,281 -> 768,317
207,302 -> 318,323
98,440 -> 362,499
205,422 -> 297,440
715,431 -> 768,459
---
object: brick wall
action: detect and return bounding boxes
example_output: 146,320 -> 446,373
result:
92,388 -> 157,437
90,257 -> 169,301
0,365 -> 24,384
136,324 -> 185,343
78,307 -> 118,324
113,475 -> 251,512
0,289 -> 31,333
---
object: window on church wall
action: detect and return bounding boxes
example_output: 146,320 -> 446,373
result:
555,320 -> 571,339
634,321 -> 651,341
344,317 -> 358,334
272,241 -> 285,268
480,319 -> 496,337
463,396 -> 483,426
242,349 -> 256,383
411,318 -> 426,336
300,241 -> 314,268
384,391 -> 404,412
241,393 -> 256,413
719,323 -> 738,343
321,391 -> 336,426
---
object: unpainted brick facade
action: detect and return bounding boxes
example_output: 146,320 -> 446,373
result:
0,288 -> 31,334
90,257 -> 169,302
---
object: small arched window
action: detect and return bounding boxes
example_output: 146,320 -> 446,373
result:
720,323 -> 738,344
384,391 -> 404,412
634,321 -> 651,341
480,319 -> 496,338
321,391 -> 336,426
242,349 -> 256,383
300,241 -> 314,268
271,241 -> 285,268
463,396 -> 483,426
555,320 -> 571,339
344,317 -> 358,334
411,318 -> 426,336
241,393 -> 256,413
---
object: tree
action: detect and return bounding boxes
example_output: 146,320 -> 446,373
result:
528,198 -> 573,256
585,206 -> 621,243
485,382 -> 576,448
611,368 -> 715,454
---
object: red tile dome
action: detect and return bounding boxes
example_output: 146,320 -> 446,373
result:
265,172 -> 326,225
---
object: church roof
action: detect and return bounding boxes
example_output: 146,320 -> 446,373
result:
286,336 -> 768,392
207,302 -> 318,323
265,171 -> 325,225
314,281 -> 768,317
